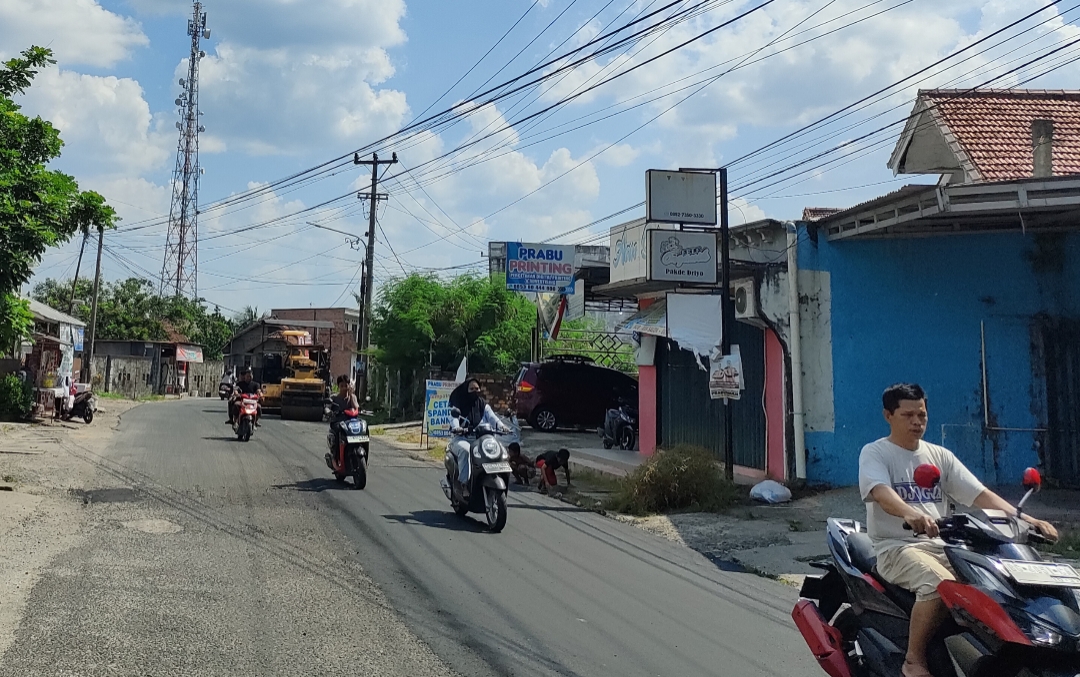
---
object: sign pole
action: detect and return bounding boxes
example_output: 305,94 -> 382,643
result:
719,167 -> 735,482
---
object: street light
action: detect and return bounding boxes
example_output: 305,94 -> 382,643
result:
306,221 -> 365,251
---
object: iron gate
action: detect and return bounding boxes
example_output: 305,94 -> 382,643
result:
656,321 -> 767,469
542,330 -> 637,374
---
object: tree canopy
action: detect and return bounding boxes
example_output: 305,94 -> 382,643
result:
1,46 -> 117,353
371,274 -> 534,376
32,277 -> 234,360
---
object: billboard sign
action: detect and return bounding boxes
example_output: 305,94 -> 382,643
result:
649,230 -> 718,283
424,380 -> 460,439
506,243 -> 575,293
646,170 -> 718,225
709,346 -> 744,400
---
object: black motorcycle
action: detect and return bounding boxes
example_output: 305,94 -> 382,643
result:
599,401 -> 638,451
324,402 -> 370,489
793,465 -> 1080,677
440,408 -> 512,532
63,390 -> 96,424
218,382 -> 233,400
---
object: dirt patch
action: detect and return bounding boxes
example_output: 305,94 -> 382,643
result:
122,518 -> 184,534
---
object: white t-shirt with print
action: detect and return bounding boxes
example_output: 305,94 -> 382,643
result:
858,438 -> 985,555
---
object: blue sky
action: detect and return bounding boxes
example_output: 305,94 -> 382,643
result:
3,0 -> 1078,314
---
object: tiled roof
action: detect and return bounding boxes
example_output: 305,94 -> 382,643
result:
920,89 -> 1080,182
802,207 -> 843,222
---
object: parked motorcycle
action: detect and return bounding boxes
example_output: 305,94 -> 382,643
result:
62,389 -> 96,424
440,407 -> 512,532
232,393 -> 259,442
793,465 -> 1080,677
324,402 -> 369,489
599,400 -> 638,451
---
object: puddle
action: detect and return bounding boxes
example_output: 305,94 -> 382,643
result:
70,487 -> 141,504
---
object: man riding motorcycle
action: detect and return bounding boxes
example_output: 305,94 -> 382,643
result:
227,366 -> 263,426
329,374 -> 359,420
859,382 -> 1059,677
448,378 -> 509,488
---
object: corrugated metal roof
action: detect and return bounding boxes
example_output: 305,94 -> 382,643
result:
26,299 -> 86,327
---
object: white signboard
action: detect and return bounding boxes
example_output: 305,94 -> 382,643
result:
506,243 -> 576,293
709,345 -> 744,400
609,220 -> 650,284
649,231 -> 717,283
646,170 -> 718,225
424,380 -> 459,439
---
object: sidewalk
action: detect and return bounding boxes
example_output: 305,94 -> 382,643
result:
519,428 -> 643,478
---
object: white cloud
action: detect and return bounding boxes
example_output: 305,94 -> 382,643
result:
0,0 -> 148,67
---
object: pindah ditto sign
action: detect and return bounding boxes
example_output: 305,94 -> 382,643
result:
506,243 -> 576,294
649,230 -> 717,283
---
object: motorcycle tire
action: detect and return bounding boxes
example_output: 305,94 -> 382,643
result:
353,455 -> 367,490
485,488 -> 507,533
334,472 -> 347,482
451,492 -> 470,517
83,409 -> 94,424
238,419 -> 251,442
619,427 -> 636,451
602,439 -> 614,449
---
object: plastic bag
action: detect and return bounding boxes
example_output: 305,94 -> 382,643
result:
749,479 -> 792,504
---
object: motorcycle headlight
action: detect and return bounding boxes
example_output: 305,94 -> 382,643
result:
481,437 -> 501,460
1009,610 -> 1065,647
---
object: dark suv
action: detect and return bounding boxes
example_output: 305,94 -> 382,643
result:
514,355 -> 638,432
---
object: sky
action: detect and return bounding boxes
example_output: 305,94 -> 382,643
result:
3,0 -> 1080,316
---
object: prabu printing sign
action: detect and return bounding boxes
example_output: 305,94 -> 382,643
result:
505,243 -> 576,294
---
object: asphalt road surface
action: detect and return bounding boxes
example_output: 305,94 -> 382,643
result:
2,399 -> 820,677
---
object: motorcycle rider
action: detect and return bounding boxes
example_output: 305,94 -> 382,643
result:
227,366 -> 262,426
330,374 -> 359,419
859,383 -> 1058,677
448,378 -> 508,489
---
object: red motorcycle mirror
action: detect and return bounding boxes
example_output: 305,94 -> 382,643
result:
1022,467 -> 1042,492
913,464 -> 942,490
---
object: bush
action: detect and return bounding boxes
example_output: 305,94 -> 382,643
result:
607,445 -> 740,515
0,374 -> 33,421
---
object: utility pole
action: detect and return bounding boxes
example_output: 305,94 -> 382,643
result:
719,167 -> 734,482
68,230 -> 89,314
84,227 -> 105,385
353,151 -> 397,401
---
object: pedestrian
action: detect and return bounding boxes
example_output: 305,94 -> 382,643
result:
507,442 -> 534,486
536,448 -> 571,494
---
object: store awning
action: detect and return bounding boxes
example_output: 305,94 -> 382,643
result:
618,299 -> 668,337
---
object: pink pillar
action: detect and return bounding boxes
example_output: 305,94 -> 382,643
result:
765,328 -> 786,481
639,364 -> 657,456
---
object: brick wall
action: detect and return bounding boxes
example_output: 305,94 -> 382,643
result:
271,308 -> 358,380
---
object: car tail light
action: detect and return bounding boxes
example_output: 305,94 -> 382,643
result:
518,381 -> 534,393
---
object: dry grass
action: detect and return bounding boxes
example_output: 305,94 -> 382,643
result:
605,445 -> 742,515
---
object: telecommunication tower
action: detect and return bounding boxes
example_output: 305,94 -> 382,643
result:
161,1 -> 210,297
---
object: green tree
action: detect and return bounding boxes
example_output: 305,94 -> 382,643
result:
31,276 -> 236,360
0,46 -> 117,355
371,273 -> 534,376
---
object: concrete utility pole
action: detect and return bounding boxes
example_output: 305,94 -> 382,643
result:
353,151 -> 397,400
68,230 -> 89,314
84,227 -> 104,385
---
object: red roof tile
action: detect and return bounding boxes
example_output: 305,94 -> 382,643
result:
920,89 -> 1080,182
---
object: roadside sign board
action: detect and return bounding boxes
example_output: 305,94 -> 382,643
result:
709,346 -> 744,400
646,170 -> 718,225
505,243 -> 576,294
648,230 -> 717,283
424,380 -> 459,439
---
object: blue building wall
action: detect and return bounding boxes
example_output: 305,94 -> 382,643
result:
798,228 -> 1080,487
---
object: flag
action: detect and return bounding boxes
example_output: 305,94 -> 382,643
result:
455,356 -> 467,383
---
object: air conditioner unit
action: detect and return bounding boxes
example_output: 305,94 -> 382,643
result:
732,278 -> 758,319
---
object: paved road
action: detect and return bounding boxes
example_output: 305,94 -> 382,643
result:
2,399 -> 819,676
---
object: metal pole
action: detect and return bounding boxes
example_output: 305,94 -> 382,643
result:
719,167 -> 735,482
85,227 -> 105,385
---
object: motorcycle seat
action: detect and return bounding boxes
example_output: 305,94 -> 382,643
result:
846,532 -> 878,574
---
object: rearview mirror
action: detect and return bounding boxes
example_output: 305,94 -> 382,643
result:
913,464 -> 941,490
1022,467 -> 1042,492
450,407 -> 461,418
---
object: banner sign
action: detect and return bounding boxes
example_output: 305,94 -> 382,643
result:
709,345 -> 744,400
71,326 -> 84,352
424,379 -> 460,439
176,345 -> 204,363
506,243 -> 576,293
646,169 -> 718,225
619,299 -> 668,337
649,231 -> 717,283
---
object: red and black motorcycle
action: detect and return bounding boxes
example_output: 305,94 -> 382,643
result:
232,393 -> 259,442
324,402 -> 369,489
793,465 -> 1080,677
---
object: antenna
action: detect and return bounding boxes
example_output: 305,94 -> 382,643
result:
161,1 -> 210,298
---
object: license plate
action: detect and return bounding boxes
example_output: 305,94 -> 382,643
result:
482,462 -> 511,474
1001,560 -> 1080,588
346,436 -> 368,444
